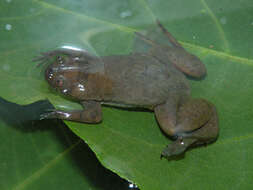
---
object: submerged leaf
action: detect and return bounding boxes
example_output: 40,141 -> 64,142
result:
1,0 -> 253,189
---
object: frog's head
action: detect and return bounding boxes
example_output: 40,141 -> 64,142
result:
44,55 -> 81,96
167,47 -> 206,78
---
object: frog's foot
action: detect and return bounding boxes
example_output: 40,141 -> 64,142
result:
161,137 -> 196,159
33,51 -> 60,67
40,109 -> 102,123
39,101 -> 102,123
39,109 -> 62,120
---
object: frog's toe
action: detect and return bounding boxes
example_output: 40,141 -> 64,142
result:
32,55 -> 45,62
40,51 -> 58,58
33,50 -> 61,66
33,53 -> 52,67
39,109 -> 58,120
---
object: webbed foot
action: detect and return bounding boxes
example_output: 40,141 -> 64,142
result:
39,101 -> 102,123
161,138 -> 196,159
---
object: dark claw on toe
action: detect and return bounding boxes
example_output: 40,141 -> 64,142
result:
161,138 -> 195,159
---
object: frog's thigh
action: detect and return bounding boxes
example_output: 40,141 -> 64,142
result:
53,101 -> 102,123
154,99 -> 178,137
183,105 -> 219,143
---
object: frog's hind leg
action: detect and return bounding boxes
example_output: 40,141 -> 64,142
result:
156,19 -> 183,48
181,105 -> 219,144
40,101 -> 102,123
154,99 -> 198,157
161,105 -> 219,158
154,97 -> 179,137
154,98 -> 219,158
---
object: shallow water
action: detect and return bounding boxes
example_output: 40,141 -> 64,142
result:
1,0 -> 253,189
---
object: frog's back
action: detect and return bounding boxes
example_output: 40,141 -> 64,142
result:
103,53 -> 190,108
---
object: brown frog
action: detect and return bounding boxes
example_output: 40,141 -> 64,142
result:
35,20 -> 218,159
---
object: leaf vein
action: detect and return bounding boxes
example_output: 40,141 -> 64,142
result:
12,140 -> 81,190
0,9 -> 45,21
200,0 -> 230,52
32,0 -> 137,33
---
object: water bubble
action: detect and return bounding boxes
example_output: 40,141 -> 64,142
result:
128,182 -> 138,189
5,24 -> 12,31
2,64 -> 11,71
6,0 -> 12,3
30,8 -> 35,13
220,17 -> 227,24
120,10 -> 132,18
193,35 -> 196,40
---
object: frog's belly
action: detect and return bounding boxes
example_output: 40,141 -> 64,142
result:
103,87 -> 169,109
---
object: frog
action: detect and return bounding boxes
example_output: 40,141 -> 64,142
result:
35,20 -> 219,159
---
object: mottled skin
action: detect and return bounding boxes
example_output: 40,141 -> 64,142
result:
35,20 -> 219,158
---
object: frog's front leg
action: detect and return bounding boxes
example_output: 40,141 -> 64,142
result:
154,98 -> 219,158
40,101 -> 102,123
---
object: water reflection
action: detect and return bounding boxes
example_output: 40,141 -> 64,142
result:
129,182 -> 138,189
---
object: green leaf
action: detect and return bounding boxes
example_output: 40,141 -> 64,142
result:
1,0 -> 253,189
0,99 -> 132,190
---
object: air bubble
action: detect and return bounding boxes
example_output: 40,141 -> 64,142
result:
30,8 -> 35,13
220,17 -> 227,24
5,24 -> 12,31
129,182 -> 138,189
2,64 -> 11,71
120,10 -> 132,18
